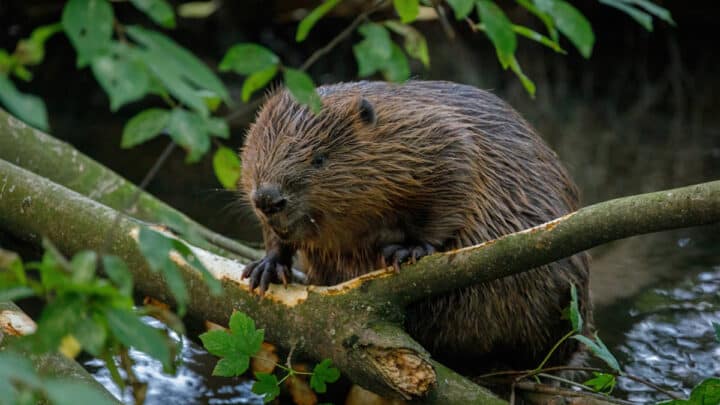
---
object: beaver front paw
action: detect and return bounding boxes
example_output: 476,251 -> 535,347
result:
242,254 -> 292,295
381,242 -> 436,271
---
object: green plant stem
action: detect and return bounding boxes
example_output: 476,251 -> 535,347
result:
535,329 -> 574,371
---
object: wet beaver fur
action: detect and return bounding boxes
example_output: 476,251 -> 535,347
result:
240,80 -> 591,373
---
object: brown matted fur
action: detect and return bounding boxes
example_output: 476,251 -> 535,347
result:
240,80 -> 591,373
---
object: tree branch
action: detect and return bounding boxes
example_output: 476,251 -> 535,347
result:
0,108 -> 262,261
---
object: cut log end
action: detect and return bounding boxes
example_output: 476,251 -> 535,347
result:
367,347 -> 436,399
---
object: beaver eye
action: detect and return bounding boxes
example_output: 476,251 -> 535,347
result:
311,153 -> 327,168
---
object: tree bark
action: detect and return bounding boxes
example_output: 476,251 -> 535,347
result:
0,108 -> 262,261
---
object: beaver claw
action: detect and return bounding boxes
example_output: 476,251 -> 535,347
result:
382,242 -> 436,272
242,255 -> 292,295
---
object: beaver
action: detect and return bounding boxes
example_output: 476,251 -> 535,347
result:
240,80 -> 591,373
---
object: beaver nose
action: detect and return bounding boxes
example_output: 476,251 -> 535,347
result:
252,185 -> 287,216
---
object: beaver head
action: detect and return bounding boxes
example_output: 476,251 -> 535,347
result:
241,87 -> 424,250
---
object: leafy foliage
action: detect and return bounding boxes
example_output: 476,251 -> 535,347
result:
310,359 -> 341,393
584,372 -> 616,394
660,378 -> 720,405
199,312 -> 265,376
213,146 -> 242,190
296,0 -> 342,42
252,372 -> 281,403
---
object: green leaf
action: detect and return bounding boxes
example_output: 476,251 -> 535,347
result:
204,116 -> 229,139
130,0 -> 176,28
384,21 -> 430,67
381,44 -> 410,82
61,0 -> 114,67
598,0 -> 652,31
102,255 -> 133,297
31,296 -> 84,352
572,333 -> 621,372
310,359 -> 340,393
353,23 -> 393,77
0,74 -> 48,130
568,283 -> 582,333
138,228 -> 189,315
283,68 -> 322,113
91,43 -> 150,111
178,1 -> 221,18
105,307 -> 173,372
476,0 -> 517,68
166,108 -> 211,162
74,316 -> 108,356
584,372 -> 616,394
121,108 -> 170,148
624,0 -> 674,25
296,0 -> 342,42
0,352 -> 42,389
213,146 -> 242,190
512,24 -> 565,53
219,44 -> 280,75
393,0 -> 420,23
241,65 -> 278,102
70,250 -> 97,284
45,379 -> 117,405
253,372 -> 280,403
199,312 -> 264,377
170,239 -> 221,296
447,0 -> 475,19
126,26 -> 229,104
538,0 -> 594,58
14,23 -> 63,66
0,286 -> 35,302
660,378 -> 720,405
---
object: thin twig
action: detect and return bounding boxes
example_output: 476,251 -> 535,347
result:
478,365 -> 684,401
299,0 -> 385,72
515,381 -> 634,405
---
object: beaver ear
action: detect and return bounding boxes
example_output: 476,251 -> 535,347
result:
358,98 -> 377,126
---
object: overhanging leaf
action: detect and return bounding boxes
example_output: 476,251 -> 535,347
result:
296,0 -> 342,42
61,0 -> 114,67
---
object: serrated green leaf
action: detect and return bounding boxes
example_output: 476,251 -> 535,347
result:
62,0 -> 114,67
583,372 -> 616,394
253,373 -> 280,403
200,312 -> 264,377
74,316 -> 107,356
130,0 -> 176,28
446,0 -> 474,19
166,108 -> 211,162
178,1 -> 221,18
0,74 -> 48,130
283,68 -> 322,113
310,359 -> 340,393
70,250 -> 97,284
568,283 -> 582,333
381,44 -> 410,82
476,0 -> 517,68
44,379 -> 116,405
213,146 -> 242,190
126,26 -> 229,104
105,307 -> 173,372
121,108 -> 170,148
101,255 -> 133,297
241,65 -> 278,102
660,378 -> 720,405
393,0 -> 420,23
572,333 -> 621,372
384,21 -> 430,67
296,0 -> 341,42
219,44 -> 279,75
14,23 -> 62,66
